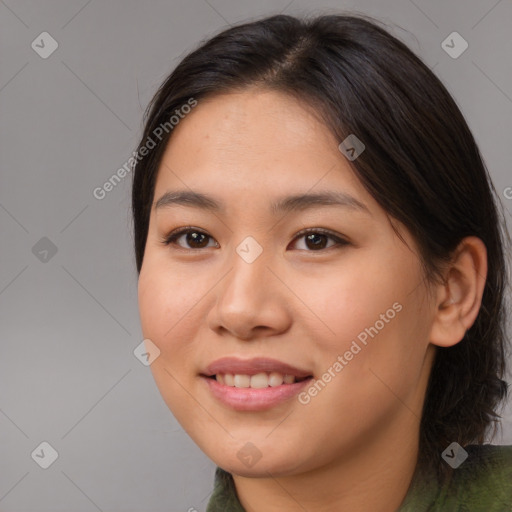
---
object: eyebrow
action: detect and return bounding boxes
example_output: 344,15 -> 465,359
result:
154,189 -> 370,215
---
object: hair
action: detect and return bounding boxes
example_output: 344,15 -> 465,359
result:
131,13 -> 510,481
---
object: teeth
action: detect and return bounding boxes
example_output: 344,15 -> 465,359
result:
234,374 -> 250,388
250,373 -> 269,389
215,372 -> 301,388
268,372 -> 285,387
283,374 -> 295,384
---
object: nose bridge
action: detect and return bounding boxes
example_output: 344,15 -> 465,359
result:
209,233 -> 291,338
224,235 -> 272,305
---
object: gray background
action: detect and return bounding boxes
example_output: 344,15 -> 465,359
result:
1,0 -> 511,511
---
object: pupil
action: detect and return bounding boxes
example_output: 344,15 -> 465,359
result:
306,233 -> 327,249
188,232 -> 207,248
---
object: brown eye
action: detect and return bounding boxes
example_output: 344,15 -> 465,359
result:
163,228 -> 217,249
182,231 -> 210,248
290,229 -> 349,251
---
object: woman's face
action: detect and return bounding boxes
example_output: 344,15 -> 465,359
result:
138,89 -> 437,477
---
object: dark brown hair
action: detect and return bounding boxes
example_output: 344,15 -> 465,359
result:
131,13 -> 510,481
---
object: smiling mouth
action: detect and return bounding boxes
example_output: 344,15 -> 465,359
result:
201,361 -> 315,410
206,372 -> 312,388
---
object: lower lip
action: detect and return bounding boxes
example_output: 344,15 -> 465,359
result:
202,376 -> 313,411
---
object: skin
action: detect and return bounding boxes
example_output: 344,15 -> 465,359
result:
137,89 -> 487,512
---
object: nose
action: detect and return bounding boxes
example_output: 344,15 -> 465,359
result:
207,246 -> 292,341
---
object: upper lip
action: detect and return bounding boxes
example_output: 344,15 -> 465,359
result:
202,357 -> 312,378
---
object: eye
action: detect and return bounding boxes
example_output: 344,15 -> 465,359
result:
161,226 -> 218,250
161,227 -> 349,251
289,228 -> 349,251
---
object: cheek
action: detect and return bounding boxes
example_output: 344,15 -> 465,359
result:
138,261 -> 188,348
138,265 -> 170,341
138,262 -> 204,421
296,252 -> 418,356
297,250 -> 431,411
312,264 -> 430,406
138,258 -> 216,364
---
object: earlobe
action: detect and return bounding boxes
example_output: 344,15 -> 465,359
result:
429,236 -> 488,348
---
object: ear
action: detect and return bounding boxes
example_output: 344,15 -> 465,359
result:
429,236 -> 488,348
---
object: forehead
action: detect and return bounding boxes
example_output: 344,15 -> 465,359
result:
153,89 -> 374,210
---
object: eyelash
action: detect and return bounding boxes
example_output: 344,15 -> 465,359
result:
161,226 -> 349,252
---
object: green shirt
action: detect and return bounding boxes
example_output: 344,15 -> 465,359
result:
206,444 -> 512,511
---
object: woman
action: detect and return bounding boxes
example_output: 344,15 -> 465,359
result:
132,13 -> 512,511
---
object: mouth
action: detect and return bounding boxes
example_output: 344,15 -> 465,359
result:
200,357 -> 314,411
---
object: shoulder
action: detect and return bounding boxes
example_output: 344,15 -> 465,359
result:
458,444 -> 512,480
467,443 -> 512,461
206,450 -> 512,511
442,444 -> 512,511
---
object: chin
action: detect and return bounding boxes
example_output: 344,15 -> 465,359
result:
208,445 -> 309,479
